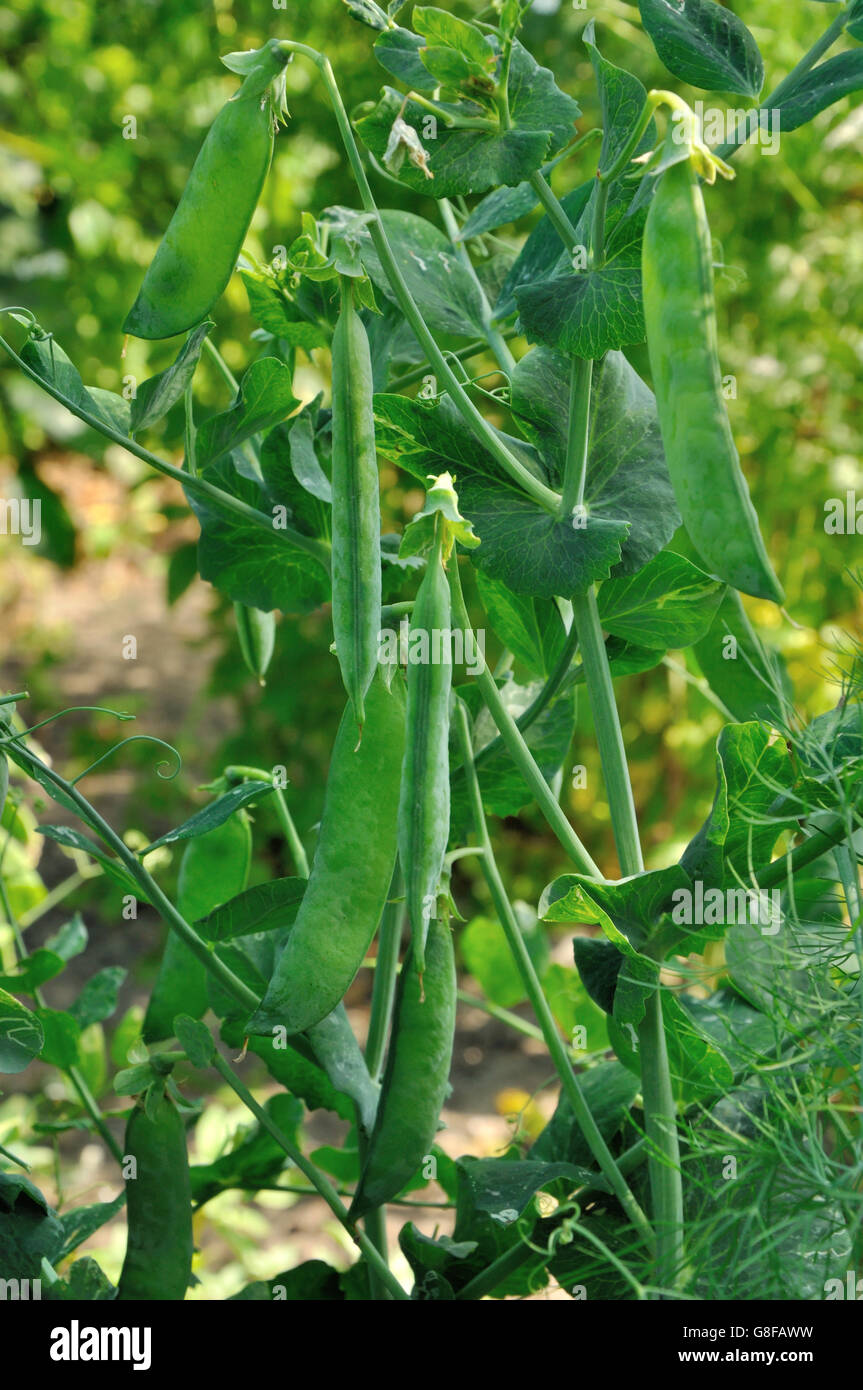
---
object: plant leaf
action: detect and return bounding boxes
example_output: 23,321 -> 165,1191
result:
637,0 -> 764,97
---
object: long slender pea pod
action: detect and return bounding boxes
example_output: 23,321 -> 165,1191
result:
642,158 -> 784,604
246,669 -> 405,1037
124,41 -> 289,340
117,1089 -> 193,1300
234,602 -> 276,685
349,917 -> 456,1220
330,277 -> 382,730
398,524 -> 452,977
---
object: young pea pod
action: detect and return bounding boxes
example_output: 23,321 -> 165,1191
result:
398,524 -> 452,977
349,916 -> 456,1220
642,158 -> 784,604
235,602 -> 276,685
124,41 -> 289,340
330,278 -> 382,730
246,669 -> 405,1037
117,1088 -> 193,1300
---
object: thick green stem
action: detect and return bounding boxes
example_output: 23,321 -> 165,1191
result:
211,1051 -> 408,1300
0,332 -> 330,573
571,588 -> 643,878
529,171 -> 580,250
448,560 -> 601,879
636,983 -> 684,1293
278,44 -> 559,514
454,698 -> 654,1251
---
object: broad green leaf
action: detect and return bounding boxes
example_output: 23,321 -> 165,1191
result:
584,20 -> 653,177
725,915 -> 842,1028
342,0 -> 390,30
456,1156 -> 606,1230
196,878 -> 307,943
350,208 -> 488,337
638,0 -> 764,97
460,913 -> 542,1008
20,332 -> 125,434
34,1007 -> 81,1070
0,1173 -> 63,1279
776,50 -> 863,132
541,962 -> 609,1052
357,43 -> 579,197
572,935 -> 623,1014
374,27 -> 439,92
241,270 -> 330,350
515,205 -> 647,358
129,322 -> 212,435
475,571 -> 567,678
190,1094 -> 302,1204
174,1015 -> 215,1068
495,182 -> 594,320
459,180 -> 544,241
142,781 -> 273,852
609,989 -> 734,1104
56,1192 -> 126,1262
186,456 -> 329,614
414,7 -> 496,69
0,988 -> 44,1073
681,990 -> 781,1074
532,1058 -> 638,1166
510,347 -> 680,580
68,967 -> 126,1031
44,913 -> 88,961
195,358 -> 299,469
598,552 -> 724,650
0,948 -> 66,995
230,1259 -> 345,1301
289,413 -> 332,504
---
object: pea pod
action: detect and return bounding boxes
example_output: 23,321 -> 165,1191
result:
398,524 -> 452,976
349,916 -> 456,1220
642,158 -> 784,604
246,669 -> 405,1037
124,41 -> 289,340
235,602 -> 276,685
330,278 -> 382,730
117,1088 -> 193,1300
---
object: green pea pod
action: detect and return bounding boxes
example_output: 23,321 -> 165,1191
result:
330,278 -> 382,730
117,1088 -> 193,1300
235,602 -> 276,685
349,917 -> 456,1220
124,41 -> 289,340
398,526 -> 452,976
246,669 -> 405,1037
642,159 -> 784,604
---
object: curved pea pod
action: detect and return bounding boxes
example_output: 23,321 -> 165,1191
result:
330,280 -> 382,730
124,41 -> 289,340
398,532 -> 452,976
642,159 -> 784,604
235,602 -> 276,685
246,669 -> 405,1037
349,917 -> 456,1220
117,1089 -> 193,1300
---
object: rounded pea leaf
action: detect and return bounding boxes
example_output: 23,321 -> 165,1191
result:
637,0 -> 764,98
0,988 -> 44,1074
174,1015 -> 215,1068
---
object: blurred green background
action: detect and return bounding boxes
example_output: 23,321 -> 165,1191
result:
1,0 -> 861,1294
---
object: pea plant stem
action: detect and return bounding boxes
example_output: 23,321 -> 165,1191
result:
560,356 -> 592,519
387,333 -> 518,393
225,765 -> 309,879
210,1051 -> 408,1300
278,42 -> 560,515
529,171 -> 580,250
471,619 -> 581,773
0,331 -> 330,573
448,558 -> 602,879
365,862 -> 405,1083
454,698 -> 655,1253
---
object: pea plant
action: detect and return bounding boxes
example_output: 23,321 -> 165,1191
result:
2,0 -> 863,1304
